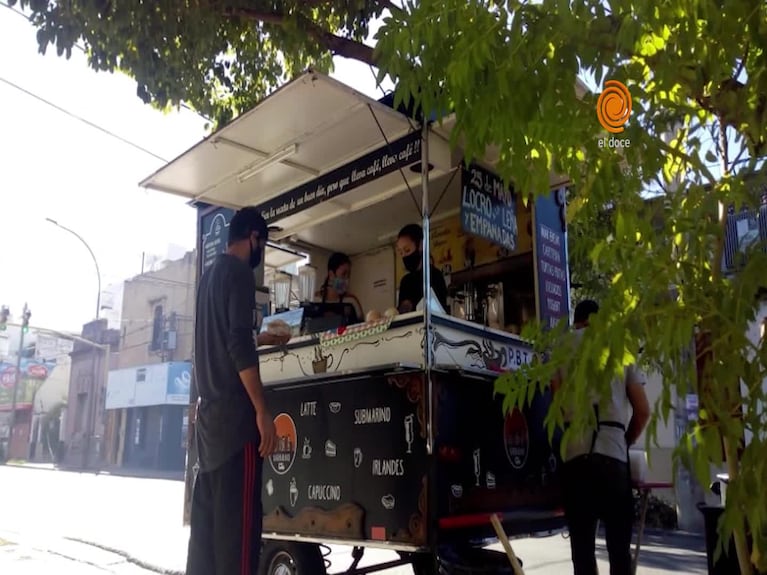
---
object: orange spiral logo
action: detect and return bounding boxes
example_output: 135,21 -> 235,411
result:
596,80 -> 632,133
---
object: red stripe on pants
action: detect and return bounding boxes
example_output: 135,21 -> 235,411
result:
241,444 -> 254,575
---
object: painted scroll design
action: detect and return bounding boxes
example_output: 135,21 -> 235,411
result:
431,330 -> 506,372
261,329 -> 418,375
387,373 -> 427,440
261,349 -> 312,376
392,475 -> 428,545
262,502 -> 365,539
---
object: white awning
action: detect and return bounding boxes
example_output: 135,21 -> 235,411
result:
140,71 -> 454,209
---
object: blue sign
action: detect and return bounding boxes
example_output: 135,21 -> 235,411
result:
199,206 -> 235,275
460,163 -> 517,251
534,188 -> 570,330
166,361 -> 192,404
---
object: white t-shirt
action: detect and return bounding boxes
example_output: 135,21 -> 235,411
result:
562,328 -> 645,463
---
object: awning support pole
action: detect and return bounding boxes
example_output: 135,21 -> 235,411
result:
420,120 -> 434,456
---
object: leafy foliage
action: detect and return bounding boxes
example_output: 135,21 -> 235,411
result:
375,1 -> 767,572
8,0 -> 389,126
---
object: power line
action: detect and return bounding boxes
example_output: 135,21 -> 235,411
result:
0,0 -> 212,123
0,75 -> 168,162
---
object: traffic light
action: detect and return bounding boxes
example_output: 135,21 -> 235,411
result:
0,306 -> 8,331
21,307 -> 31,333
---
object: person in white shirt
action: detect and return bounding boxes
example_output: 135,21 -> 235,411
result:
553,299 -> 650,575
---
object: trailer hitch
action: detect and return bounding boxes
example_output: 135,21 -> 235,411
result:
342,546 -> 413,574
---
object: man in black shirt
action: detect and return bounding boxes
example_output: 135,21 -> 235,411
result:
186,206 -> 286,575
396,223 -> 448,313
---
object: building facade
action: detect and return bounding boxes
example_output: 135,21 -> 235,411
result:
61,319 -> 120,469
103,251 -> 195,473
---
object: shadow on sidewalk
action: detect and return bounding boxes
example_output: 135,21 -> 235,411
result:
596,529 -> 707,574
6,462 -> 184,482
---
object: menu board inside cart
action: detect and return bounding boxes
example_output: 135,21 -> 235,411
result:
262,372 -> 430,545
198,205 -> 236,277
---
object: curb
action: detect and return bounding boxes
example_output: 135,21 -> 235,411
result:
65,537 -> 184,575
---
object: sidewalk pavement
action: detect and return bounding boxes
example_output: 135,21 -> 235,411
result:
0,531 -> 158,574
0,464 -> 707,574
5,461 -> 185,482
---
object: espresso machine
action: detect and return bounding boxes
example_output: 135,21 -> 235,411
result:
451,281 -> 505,329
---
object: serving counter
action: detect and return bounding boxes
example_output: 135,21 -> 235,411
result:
259,311 -> 534,384
258,311 -> 564,560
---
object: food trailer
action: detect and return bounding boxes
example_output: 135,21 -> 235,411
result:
140,71 -> 576,574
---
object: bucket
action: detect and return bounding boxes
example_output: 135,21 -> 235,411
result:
437,545 -> 520,574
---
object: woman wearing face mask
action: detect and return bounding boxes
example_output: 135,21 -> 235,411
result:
396,224 -> 448,314
315,252 -> 363,321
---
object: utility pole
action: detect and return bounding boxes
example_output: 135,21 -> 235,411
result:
8,304 -> 31,459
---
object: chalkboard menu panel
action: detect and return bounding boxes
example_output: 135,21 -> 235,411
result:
460,163 -> 518,251
722,191 -> 767,272
534,188 -> 569,330
435,372 -> 563,533
262,371 -> 429,546
198,205 -> 235,276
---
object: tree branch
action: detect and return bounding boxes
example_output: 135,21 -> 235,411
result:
224,6 -> 377,65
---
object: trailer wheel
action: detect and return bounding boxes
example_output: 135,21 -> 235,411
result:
260,541 -> 327,575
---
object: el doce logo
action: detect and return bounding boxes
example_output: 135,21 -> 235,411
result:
596,79 -> 632,149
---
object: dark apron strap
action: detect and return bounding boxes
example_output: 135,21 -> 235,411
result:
589,404 -> 627,455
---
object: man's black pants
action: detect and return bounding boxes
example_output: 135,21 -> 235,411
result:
562,453 -> 634,575
186,443 -> 263,575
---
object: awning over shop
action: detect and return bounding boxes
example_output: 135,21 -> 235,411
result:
140,71 -> 456,245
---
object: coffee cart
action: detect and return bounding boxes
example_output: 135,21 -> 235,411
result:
140,71 -> 576,574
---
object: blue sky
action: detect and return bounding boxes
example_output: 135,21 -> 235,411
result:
0,5 -> 392,333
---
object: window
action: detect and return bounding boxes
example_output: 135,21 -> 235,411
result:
150,305 -> 164,351
75,393 -> 87,433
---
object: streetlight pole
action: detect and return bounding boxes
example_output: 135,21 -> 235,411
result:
7,304 -> 28,460
46,218 -> 102,320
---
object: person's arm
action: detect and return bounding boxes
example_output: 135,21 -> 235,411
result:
397,275 -> 415,313
550,367 -> 563,393
226,267 -> 266,414
625,366 -> 651,446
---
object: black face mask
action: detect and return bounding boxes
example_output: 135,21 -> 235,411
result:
249,238 -> 263,269
403,251 -> 421,273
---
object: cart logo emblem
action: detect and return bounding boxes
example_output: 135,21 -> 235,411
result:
353,447 -> 363,468
269,413 -> 297,475
503,409 -> 529,470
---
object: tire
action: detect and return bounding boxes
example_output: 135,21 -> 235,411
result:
260,542 -> 327,575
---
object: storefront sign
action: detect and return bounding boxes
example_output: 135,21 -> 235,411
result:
199,206 -> 235,275
534,188 -> 569,329
257,131 -> 421,224
0,360 -> 56,410
460,163 -> 517,251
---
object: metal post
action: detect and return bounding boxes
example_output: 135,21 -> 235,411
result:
420,121 -> 434,456
8,304 -> 27,459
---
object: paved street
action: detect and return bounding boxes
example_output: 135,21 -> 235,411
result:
0,465 -> 707,574
0,531 -> 156,574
